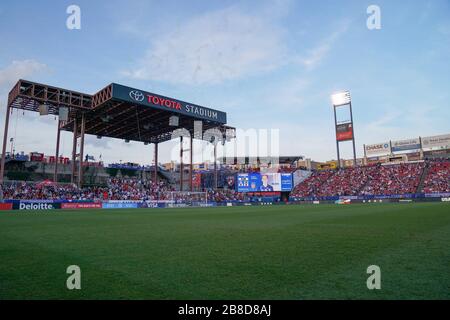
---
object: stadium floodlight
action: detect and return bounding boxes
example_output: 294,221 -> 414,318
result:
39,104 -> 49,116
331,91 -> 351,106
59,107 -> 69,121
101,115 -> 113,123
169,116 -> 179,127
225,128 -> 236,140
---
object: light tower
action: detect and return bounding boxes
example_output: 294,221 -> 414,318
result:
331,91 -> 357,168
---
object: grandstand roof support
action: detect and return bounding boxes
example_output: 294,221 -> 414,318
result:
53,120 -> 62,183
214,142 -> 218,189
0,103 -> 11,184
180,136 -> 184,191
190,135 -> 193,192
71,117 -> 78,184
77,113 -> 86,188
154,142 -> 158,183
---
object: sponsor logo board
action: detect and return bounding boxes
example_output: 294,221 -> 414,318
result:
61,202 -> 102,209
18,202 -> 57,210
365,142 -> 391,156
0,203 -> 13,210
391,138 -> 421,152
421,134 -> 450,150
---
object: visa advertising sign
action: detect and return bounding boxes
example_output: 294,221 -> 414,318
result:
237,173 -> 293,192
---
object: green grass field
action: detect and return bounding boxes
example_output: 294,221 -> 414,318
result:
0,202 -> 449,300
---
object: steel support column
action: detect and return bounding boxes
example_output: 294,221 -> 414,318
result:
333,105 -> 340,169
180,136 -> 184,191
154,142 -> 158,182
71,117 -> 78,184
0,104 -> 11,184
190,135 -> 193,191
78,113 -> 86,188
214,143 -> 218,189
53,120 -> 61,183
349,102 -> 357,167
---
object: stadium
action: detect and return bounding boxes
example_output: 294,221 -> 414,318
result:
0,1 -> 449,305
1,79 -> 449,301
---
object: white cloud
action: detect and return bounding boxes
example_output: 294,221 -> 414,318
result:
295,21 -> 350,70
123,6 -> 287,85
261,77 -> 310,112
0,60 -> 48,157
0,60 -> 47,88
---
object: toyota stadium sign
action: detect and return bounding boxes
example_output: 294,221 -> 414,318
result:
112,83 -> 227,124
365,142 -> 391,156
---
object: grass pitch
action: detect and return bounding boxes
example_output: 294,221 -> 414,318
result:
0,202 -> 449,300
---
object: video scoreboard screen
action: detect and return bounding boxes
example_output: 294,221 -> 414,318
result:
237,173 -> 293,192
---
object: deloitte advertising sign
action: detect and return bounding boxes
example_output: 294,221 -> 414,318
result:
14,200 -> 60,210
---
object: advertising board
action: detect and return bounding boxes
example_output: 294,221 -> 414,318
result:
237,173 -> 293,192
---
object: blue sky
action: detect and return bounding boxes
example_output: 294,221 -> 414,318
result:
0,0 -> 449,164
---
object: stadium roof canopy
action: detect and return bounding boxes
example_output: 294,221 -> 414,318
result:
222,156 -> 304,165
7,79 -> 235,144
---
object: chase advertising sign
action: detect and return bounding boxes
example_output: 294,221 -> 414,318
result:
365,142 -> 391,156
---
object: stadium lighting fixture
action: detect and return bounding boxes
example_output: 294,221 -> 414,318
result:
58,107 -> 69,121
39,104 -> 49,116
101,115 -> 113,123
331,91 -> 351,106
169,116 -> 179,127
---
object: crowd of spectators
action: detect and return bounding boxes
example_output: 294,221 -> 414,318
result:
290,170 -> 335,198
360,162 -> 425,196
291,161 -> 442,198
316,166 -> 379,197
207,189 -> 245,202
0,177 -> 247,203
422,159 -> 450,193
1,159 -> 449,202
0,178 -> 175,201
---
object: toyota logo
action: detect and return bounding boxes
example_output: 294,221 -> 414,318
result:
129,90 -> 145,102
